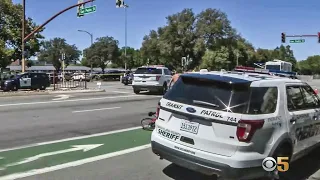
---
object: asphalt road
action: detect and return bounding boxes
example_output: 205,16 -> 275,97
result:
0,83 -> 161,149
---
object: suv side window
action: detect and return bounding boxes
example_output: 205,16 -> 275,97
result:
30,73 -> 38,78
21,74 -> 30,78
286,86 -> 306,111
164,69 -> 171,75
301,85 -> 320,108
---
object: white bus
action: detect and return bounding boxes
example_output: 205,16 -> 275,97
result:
265,59 -> 292,72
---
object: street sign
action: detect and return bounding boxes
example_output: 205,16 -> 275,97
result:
79,5 -> 97,15
289,39 -> 305,43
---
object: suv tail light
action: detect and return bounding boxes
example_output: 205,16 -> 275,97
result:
156,76 -> 161,81
236,120 -> 264,142
156,102 -> 160,118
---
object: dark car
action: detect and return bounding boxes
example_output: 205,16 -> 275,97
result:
122,73 -> 133,85
1,72 -> 50,91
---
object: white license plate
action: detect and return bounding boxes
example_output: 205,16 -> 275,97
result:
180,120 -> 199,134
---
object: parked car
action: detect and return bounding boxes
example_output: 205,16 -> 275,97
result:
1,72 -> 50,91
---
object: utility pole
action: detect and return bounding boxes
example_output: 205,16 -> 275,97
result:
124,5 -> 128,70
21,0 -> 26,72
236,51 -> 239,66
78,30 -> 93,72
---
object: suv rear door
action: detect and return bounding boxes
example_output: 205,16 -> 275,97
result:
159,74 -> 278,157
133,67 -> 163,84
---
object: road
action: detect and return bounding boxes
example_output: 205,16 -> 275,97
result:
0,81 -> 320,180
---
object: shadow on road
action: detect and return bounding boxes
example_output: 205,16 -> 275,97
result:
162,146 -> 320,180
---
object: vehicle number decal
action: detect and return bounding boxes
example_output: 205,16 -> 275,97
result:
226,117 -> 237,122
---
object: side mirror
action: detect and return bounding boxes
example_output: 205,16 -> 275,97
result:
315,89 -> 319,95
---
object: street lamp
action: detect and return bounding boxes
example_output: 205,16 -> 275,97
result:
124,4 -> 128,70
77,30 -> 93,72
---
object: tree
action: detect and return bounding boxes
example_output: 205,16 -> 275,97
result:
0,0 -> 44,69
26,60 -> 34,68
38,38 -> 81,71
200,47 -> 229,70
139,8 -> 298,71
83,36 -> 120,73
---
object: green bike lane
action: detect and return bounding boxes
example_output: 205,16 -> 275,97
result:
0,127 -> 152,179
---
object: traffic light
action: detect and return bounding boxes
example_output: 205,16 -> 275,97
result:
77,0 -> 84,17
281,33 -> 286,43
318,32 -> 320,43
116,0 -> 124,8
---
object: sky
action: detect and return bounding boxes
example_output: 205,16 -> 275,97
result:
13,0 -> 320,61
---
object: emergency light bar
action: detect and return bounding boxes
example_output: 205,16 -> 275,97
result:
234,66 -> 297,77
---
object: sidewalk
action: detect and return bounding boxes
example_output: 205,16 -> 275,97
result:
0,88 -> 105,97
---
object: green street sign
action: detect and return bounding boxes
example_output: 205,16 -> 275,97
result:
289,39 -> 305,43
79,5 -> 97,15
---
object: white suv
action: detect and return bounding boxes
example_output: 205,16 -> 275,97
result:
132,66 -> 172,94
151,70 -> 320,179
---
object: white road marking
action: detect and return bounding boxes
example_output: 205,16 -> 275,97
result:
52,94 -> 71,101
72,107 -> 121,113
0,144 -> 151,180
0,126 -> 141,152
112,91 -> 133,94
5,144 -> 103,167
0,95 -> 144,107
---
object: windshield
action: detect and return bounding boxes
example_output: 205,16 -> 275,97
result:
164,76 -> 278,114
134,68 -> 162,74
266,65 -> 280,71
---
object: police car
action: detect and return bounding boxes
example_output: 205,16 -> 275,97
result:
1,72 -> 50,91
151,67 -> 320,179
132,65 -> 172,94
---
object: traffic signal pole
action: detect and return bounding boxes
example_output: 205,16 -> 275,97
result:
281,32 -> 320,43
23,0 -> 94,42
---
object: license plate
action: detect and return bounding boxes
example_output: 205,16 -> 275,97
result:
180,120 -> 199,134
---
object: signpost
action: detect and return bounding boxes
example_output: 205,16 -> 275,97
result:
289,39 -> 305,43
79,5 -> 97,15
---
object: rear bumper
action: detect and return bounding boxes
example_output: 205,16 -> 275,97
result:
132,85 -> 162,91
151,141 -> 267,179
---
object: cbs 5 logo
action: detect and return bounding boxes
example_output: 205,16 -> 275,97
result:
262,157 -> 289,172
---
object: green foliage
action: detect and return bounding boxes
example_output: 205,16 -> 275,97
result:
139,8 -> 298,71
0,0 -> 44,69
26,60 -> 34,68
298,56 -> 320,75
37,38 -> 81,70
83,36 -> 120,72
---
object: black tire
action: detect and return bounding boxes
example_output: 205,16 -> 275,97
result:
134,89 -> 140,94
270,144 -> 292,180
39,85 -> 46,90
11,84 -> 18,91
161,83 -> 168,95
141,118 -> 155,131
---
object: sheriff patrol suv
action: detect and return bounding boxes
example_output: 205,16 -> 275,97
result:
151,67 -> 320,179
132,65 -> 172,94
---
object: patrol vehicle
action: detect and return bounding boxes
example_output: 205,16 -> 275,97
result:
132,65 -> 172,94
151,68 -> 320,179
1,72 -> 50,91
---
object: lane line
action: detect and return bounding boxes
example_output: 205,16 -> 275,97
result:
112,91 -> 133,94
72,107 -> 121,113
0,144 -> 151,180
0,126 -> 142,152
0,94 -> 158,107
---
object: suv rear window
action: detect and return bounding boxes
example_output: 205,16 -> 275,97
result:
164,76 -> 278,114
134,68 -> 162,74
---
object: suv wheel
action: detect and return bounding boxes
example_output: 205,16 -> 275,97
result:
133,89 -> 140,94
11,85 -> 18,91
161,83 -> 167,95
270,144 -> 292,179
40,85 -> 46,90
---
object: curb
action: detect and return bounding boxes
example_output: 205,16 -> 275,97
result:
48,89 -> 106,94
0,89 -> 106,97
0,92 -> 49,97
